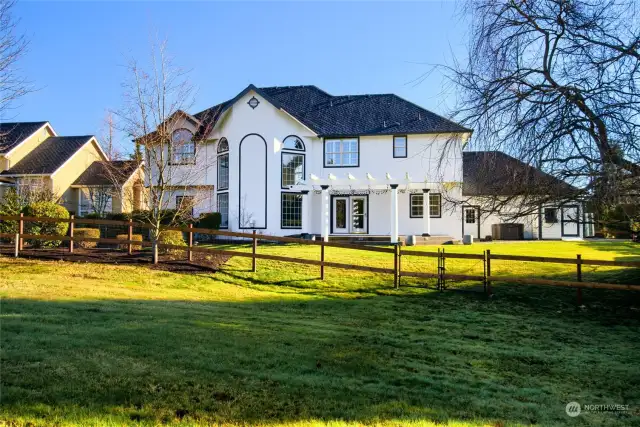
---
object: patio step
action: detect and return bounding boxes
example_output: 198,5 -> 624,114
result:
407,235 -> 456,246
305,235 -> 456,245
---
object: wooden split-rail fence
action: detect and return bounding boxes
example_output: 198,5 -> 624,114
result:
1,214 -> 639,301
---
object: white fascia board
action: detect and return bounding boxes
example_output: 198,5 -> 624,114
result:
3,122 -> 56,157
50,137 -> 108,179
277,108 -> 317,136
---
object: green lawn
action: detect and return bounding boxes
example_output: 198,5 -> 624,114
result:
1,241 -> 640,426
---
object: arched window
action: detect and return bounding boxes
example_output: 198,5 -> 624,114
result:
282,135 -> 305,151
170,129 -> 195,165
217,137 -> 229,153
217,137 -> 230,192
281,135 -> 305,188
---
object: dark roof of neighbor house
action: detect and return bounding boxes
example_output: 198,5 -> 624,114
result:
1,136 -> 94,175
0,121 -> 48,154
193,84 -> 471,137
72,160 -> 140,186
462,151 -> 576,197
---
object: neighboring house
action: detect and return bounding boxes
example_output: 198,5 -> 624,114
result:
0,121 -> 54,201
71,160 -> 144,216
0,121 -> 144,216
143,84 -> 592,241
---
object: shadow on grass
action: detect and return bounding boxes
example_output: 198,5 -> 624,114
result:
2,291 -> 640,426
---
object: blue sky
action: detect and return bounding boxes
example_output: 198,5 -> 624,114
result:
13,1 -> 467,153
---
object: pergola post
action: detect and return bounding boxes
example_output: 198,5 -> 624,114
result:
422,188 -> 431,236
320,185 -> 330,241
300,190 -> 310,234
390,184 -> 399,244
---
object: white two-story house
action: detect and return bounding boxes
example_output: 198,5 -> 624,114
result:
148,84 -> 590,242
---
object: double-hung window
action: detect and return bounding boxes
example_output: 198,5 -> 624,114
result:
170,129 -> 196,165
176,195 -> 195,217
324,138 -> 359,167
393,136 -> 407,158
282,153 -> 304,187
281,193 -> 303,229
409,193 -> 442,218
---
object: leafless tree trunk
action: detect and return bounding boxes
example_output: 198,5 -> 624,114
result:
441,0 -> 640,218
115,38 -> 214,263
100,112 -> 120,160
0,0 -> 30,118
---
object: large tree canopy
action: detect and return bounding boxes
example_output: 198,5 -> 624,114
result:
451,0 -> 640,210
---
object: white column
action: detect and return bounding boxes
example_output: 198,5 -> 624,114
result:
423,189 -> 431,236
77,188 -> 82,216
301,190 -> 310,234
390,184 -> 399,243
320,185 -> 329,241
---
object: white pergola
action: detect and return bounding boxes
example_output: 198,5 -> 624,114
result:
289,172 -> 436,243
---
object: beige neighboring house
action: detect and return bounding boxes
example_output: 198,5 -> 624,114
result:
71,160 -> 145,216
0,121 -> 144,216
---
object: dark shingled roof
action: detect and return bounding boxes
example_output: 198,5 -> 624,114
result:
0,121 -> 48,153
462,151 -> 576,197
193,85 -> 470,137
73,160 -> 140,186
1,136 -> 94,175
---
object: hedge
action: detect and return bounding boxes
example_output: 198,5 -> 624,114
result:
74,228 -> 100,249
23,202 -> 70,248
158,230 -> 185,254
116,234 -> 143,251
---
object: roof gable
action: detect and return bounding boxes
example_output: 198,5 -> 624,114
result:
192,85 -> 471,138
0,121 -> 50,154
1,136 -> 95,175
72,160 -> 141,187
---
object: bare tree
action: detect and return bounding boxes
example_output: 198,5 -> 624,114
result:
0,0 -> 29,117
100,111 -> 120,160
115,39 -> 214,263
442,0 -> 640,218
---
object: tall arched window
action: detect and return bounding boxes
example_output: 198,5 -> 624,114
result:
281,136 -> 305,188
217,138 -> 229,191
170,129 -> 195,165
217,138 -> 230,228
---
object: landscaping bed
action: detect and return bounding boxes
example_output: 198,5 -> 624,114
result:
0,244 -> 230,273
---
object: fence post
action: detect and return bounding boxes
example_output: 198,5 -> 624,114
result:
69,215 -> 74,254
18,212 -> 24,250
576,254 -> 583,305
486,249 -> 492,296
127,219 -> 133,255
398,244 -> 402,288
441,248 -> 446,291
320,240 -> 325,280
14,232 -> 19,257
483,249 -> 487,293
252,230 -> 257,272
393,244 -> 399,289
436,248 -> 441,290
187,223 -> 193,262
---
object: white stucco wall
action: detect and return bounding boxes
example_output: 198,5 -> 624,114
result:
147,89 -> 471,238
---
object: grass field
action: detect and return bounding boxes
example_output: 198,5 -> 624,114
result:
1,241 -> 640,426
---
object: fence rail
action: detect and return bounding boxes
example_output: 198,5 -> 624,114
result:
1,214 -> 639,300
